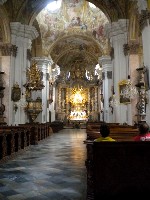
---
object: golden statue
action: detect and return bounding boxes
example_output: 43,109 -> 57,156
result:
25,62 -> 44,90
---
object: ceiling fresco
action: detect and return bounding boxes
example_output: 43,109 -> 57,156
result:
4,0 -> 129,24
3,0 -> 131,85
36,0 -> 109,75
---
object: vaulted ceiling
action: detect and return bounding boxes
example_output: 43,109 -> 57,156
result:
4,0 -> 130,24
35,0 -> 109,74
3,0 -> 133,84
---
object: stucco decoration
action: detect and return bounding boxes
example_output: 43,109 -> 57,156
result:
3,0 -> 129,24
36,0 -> 109,70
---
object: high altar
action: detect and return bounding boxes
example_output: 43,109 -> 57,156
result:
55,83 -> 100,124
54,57 -> 102,124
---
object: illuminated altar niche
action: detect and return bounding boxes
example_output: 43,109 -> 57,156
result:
68,86 -> 88,121
69,108 -> 87,120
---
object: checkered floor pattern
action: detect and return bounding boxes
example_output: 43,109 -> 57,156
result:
0,129 -> 87,200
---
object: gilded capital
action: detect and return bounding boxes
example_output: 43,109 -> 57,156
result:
123,43 -> 140,56
0,44 -> 17,57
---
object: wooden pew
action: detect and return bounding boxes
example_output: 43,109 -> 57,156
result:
19,123 -> 52,145
86,122 -> 120,132
85,141 -> 150,199
0,126 -> 29,162
0,122 -> 52,162
50,121 -> 64,133
0,132 -> 7,159
86,123 -> 139,141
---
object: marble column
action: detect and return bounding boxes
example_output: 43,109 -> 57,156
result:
32,57 -> 52,123
105,19 -> 129,124
99,55 -> 113,123
10,22 -> 39,125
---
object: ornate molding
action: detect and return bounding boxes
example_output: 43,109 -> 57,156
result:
27,49 -> 32,61
107,71 -> 112,79
139,9 -> 150,32
0,44 -> 17,57
10,22 -> 39,40
99,55 -> 112,65
32,57 -> 52,66
123,42 -> 140,56
129,42 -> 140,54
105,19 -> 128,39
102,72 -> 105,80
123,43 -> 130,56
110,47 -> 114,60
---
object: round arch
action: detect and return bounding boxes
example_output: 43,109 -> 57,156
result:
4,0 -> 127,26
0,7 -> 11,43
49,33 -> 102,56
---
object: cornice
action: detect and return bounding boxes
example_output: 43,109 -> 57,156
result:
123,42 -> 140,56
32,57 -> 52,66
10,22 -> 39,40
105,19 -> 129,39
99,55 -> 112,66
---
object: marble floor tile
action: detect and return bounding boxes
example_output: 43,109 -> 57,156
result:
0,129 -> 87,200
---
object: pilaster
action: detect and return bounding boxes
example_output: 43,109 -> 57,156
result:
105,19 -> 129,124
0,43 -> 18,124
139,9 -> 150,124
9,22 -> 39,125
99,55 -> 113,123
32,57 -> 52,123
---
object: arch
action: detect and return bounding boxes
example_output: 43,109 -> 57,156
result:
0,7 -> 11,43
49,33 -> 102,56
7,0 -> 127,26
31,19 -> 43,57
54,48 -> 99,67
48,33 -> 102,69
128,3 -> 139,41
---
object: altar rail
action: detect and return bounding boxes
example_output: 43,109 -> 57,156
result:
85,141 -> 150,199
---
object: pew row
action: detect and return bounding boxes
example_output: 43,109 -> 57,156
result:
86,123 -> 139,141
0,123 -> 53,162
85,141 -> 150,199
0,127 -> 30,162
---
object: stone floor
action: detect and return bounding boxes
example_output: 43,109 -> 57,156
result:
0,129 -> 87,200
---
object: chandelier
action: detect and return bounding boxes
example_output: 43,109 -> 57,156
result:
120,76 -> 138,99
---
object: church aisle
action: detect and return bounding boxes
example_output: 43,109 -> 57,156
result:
0,129 -> 87,200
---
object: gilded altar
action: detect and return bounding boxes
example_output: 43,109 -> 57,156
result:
55,84 -> 100,123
